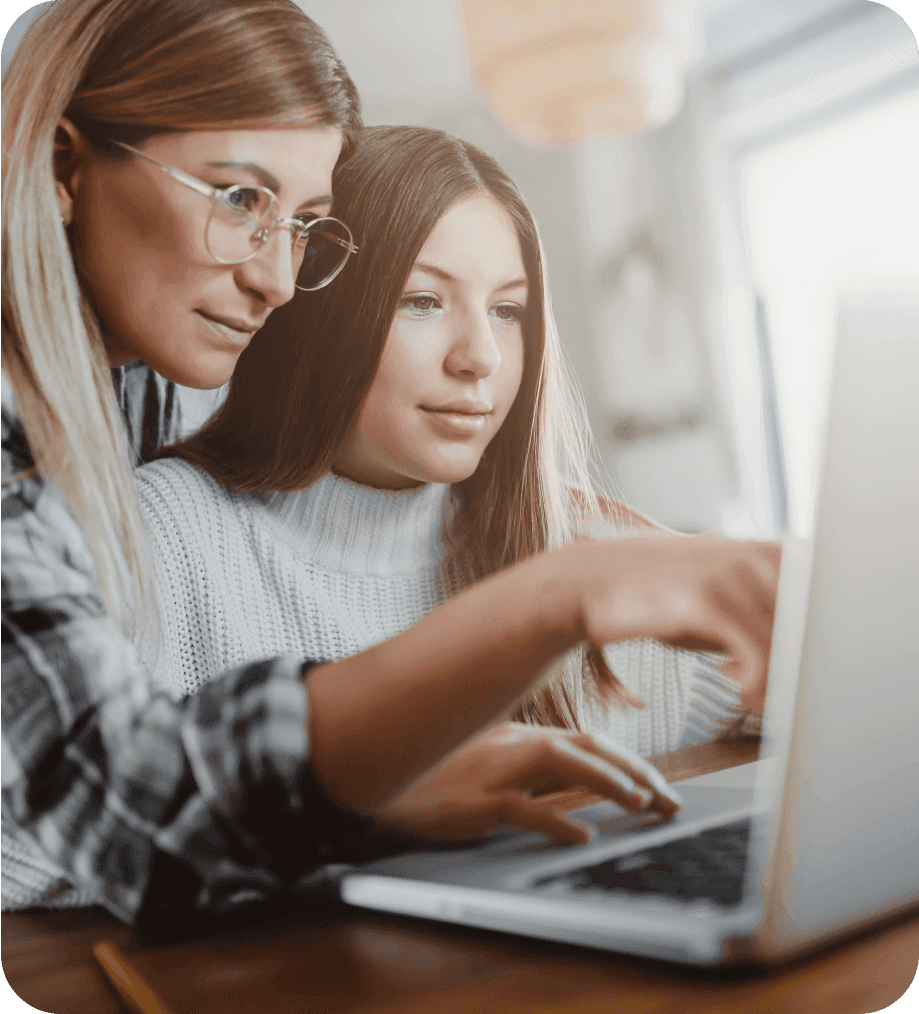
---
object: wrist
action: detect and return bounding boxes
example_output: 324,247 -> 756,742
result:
520,542 -> 590,648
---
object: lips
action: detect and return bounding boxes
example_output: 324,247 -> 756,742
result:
419,404 -> 492,438
196,311 -> 258,346
421,400 -> 493,415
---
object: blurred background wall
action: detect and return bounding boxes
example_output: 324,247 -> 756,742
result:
4,0 -> 918,535
303,0 -> 918,536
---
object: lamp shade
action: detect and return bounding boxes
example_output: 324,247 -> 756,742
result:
461,0 -> 696,143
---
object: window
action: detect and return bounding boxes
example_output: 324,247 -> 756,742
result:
740,88 -> 919,533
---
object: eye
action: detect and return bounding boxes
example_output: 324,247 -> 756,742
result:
225,187 -> 263,213
399,293 -> 442,316
220,186 -> 273,221
491,303 -> 525,323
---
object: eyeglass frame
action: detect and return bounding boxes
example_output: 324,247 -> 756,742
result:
112,140 -> 358,290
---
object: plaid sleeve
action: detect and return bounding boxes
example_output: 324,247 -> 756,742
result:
2,383 -> 370,932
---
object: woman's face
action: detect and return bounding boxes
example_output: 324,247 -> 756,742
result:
66,125 -> 342,389
333,193 -> 528,489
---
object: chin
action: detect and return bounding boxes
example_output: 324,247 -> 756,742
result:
178,369 -> 237,391
151,347 -> 242,391
415,455 -> 483,485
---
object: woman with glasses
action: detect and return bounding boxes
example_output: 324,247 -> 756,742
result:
138,126 -> 777,848
2,0 -> 363,934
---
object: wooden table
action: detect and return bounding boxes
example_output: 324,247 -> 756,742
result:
5,738 -> 918,1014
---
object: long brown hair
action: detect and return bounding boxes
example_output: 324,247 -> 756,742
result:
2,0 -> 361,636
163,125 -> 635,729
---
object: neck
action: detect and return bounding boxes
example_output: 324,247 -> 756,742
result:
330,465 -> 426,492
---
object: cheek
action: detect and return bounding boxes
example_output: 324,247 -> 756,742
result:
74,178 -> 216,353
357,359 -> 415,446
75,175 -> 205,300
369,326 -> 436,418
499,328 -> 526,406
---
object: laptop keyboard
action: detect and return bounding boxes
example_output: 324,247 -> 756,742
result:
534,818 -> 752,907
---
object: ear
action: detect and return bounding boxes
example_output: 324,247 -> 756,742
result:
54,117 -> 87,227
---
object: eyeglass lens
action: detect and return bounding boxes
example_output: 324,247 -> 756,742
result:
205,187 -> 353,289
205,186 -> 277,265
295,219 -> 354,291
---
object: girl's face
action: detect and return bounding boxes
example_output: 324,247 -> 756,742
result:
65,125 -> 342,389
333,193 -> 527,489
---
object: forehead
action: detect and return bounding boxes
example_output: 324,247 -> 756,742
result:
414,194 -> 526,282
142,125 -> 342,198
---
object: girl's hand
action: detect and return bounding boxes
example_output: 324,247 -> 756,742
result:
375,722 -> 681,845
570,535 -> 781,711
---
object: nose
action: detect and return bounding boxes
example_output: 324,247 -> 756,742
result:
233,226 -> 296,309
444,308 -> 502,380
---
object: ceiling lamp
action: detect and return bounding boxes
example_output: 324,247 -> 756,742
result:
461,0 -> 697,143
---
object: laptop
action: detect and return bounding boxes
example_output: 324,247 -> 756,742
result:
338,287 -> 919,965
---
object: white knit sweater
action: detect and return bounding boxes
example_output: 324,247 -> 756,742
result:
136,460 -> 747,755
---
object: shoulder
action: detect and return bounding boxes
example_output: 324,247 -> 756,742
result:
135,458 -> 237,542
135,456 -> 225,503
2,374 -> 35,478
2,376 -> 103,605
2,374 -> 41,518
2,374 -> 48,524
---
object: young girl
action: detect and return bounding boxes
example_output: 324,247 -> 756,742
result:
3,0 -> 771,931
138,126 -> 775,841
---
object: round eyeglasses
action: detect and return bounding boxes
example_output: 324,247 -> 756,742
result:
114,141 -> 358,291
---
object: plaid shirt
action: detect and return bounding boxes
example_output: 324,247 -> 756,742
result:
2,366 -> 369,938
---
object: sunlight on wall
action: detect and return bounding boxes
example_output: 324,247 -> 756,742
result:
741,88 -> 919,534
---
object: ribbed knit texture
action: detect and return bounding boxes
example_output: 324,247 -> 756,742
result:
595,641 -> 748,754
1,825 -> 97,911
137,460 -> 748,755
136,461 -> 462,697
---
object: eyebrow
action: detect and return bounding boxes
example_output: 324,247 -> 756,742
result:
206,161 -> 332,208
413,262 -> 528,293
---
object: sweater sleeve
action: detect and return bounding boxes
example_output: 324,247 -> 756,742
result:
591,641 -> 750,756
583,518 -> 751,754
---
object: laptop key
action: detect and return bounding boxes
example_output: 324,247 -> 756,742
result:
534,818 -> 752,907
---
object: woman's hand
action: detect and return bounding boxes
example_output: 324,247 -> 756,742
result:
570,535 -> 781,711
375,722 -> 682,845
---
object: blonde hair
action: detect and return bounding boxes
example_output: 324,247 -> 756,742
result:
160,126 -> 639,729
1,0 -> 360,635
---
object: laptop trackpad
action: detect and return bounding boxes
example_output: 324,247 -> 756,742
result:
358,781 -> 756,891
